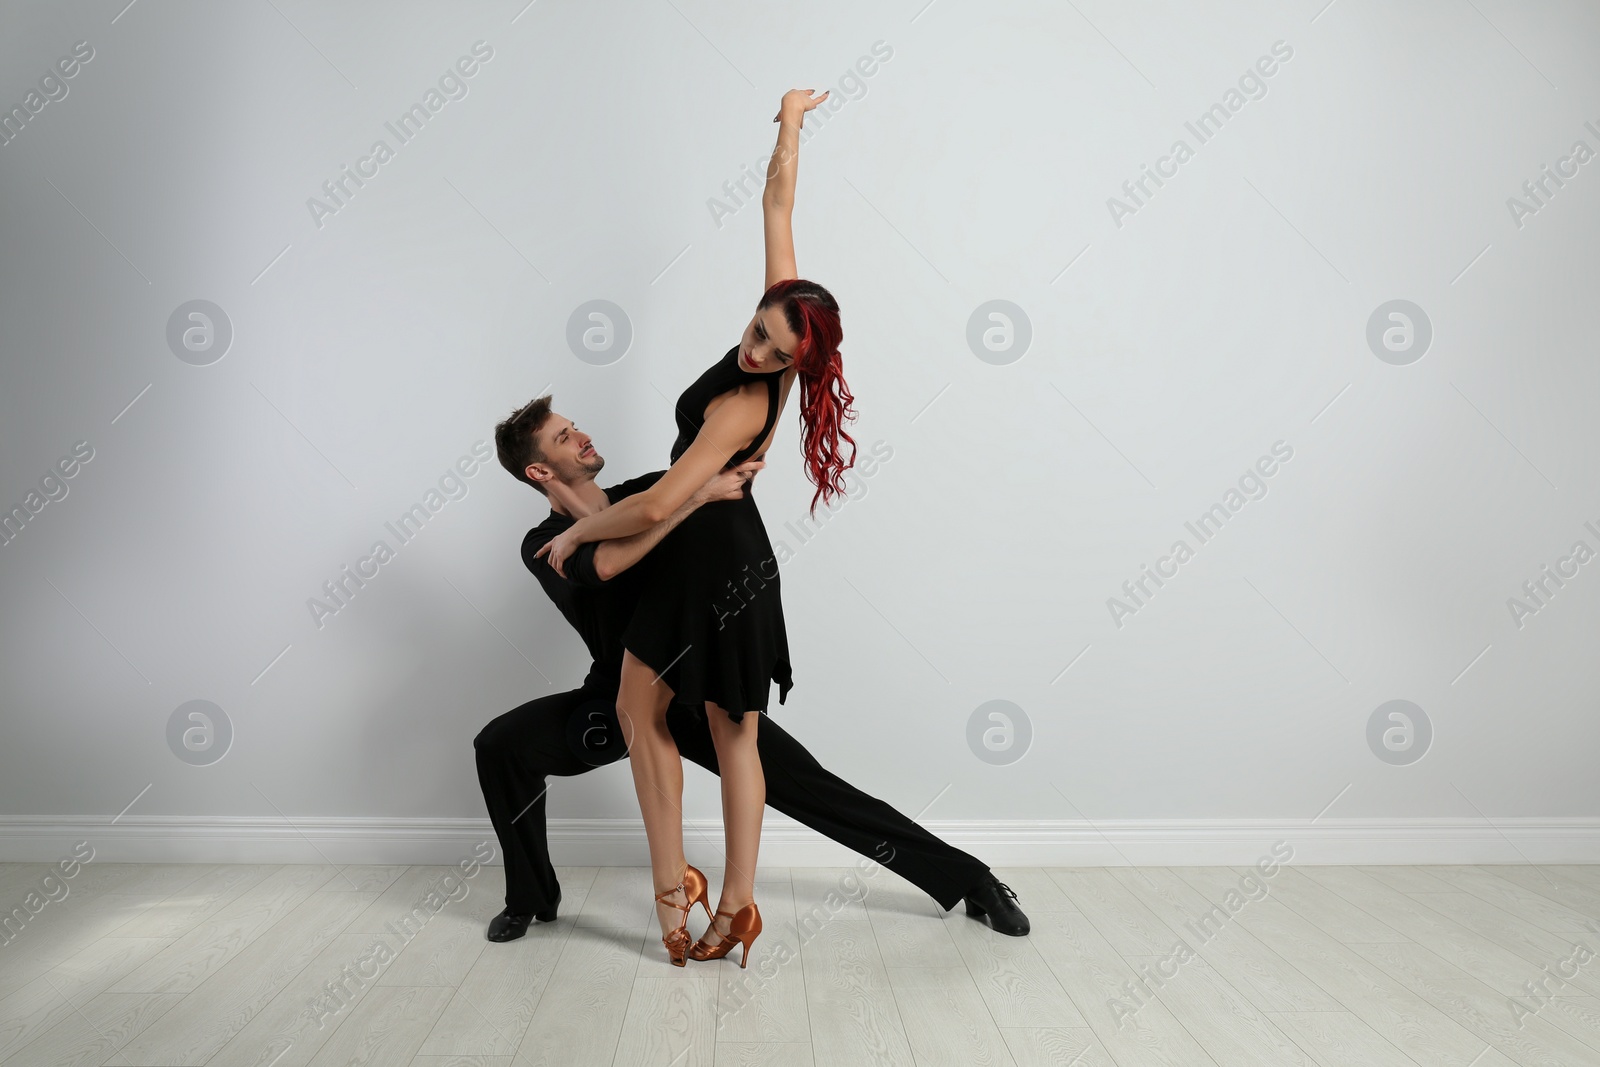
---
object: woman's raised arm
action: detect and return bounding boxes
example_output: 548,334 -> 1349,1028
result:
763,88 -> 828,291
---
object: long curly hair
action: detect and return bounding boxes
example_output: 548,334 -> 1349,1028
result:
759,278 -> 857,515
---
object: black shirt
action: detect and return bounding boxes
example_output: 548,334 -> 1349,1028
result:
520,470 -> 666,692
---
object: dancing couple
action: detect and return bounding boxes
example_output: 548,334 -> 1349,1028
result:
477,88 -> 1029,968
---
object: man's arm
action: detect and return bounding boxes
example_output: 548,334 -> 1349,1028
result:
570,459 -> 762,588
534,394 -> 767,576
583,493 -> 705,585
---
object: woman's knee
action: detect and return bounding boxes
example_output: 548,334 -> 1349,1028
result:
620,652 -> 675,715
704,703 -> 759,744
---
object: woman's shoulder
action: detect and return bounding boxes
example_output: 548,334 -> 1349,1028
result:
739,367 -> 791,403
711,380 -> 770,410
700,379 -> 773,434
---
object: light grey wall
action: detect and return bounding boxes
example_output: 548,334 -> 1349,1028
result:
2,0 -> 1597,849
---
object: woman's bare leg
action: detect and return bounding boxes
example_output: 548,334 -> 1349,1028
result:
705,701 -> 763,936
618,649 -> 687,937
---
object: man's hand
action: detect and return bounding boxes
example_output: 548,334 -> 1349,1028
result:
694,457 -> 765,505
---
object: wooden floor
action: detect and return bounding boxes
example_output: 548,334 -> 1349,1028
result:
1,861 -> 1598,1065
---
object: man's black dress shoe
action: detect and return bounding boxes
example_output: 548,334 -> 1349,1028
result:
487,909 -> 532,942
487,893 -> 560,942
963,876 -> 1030,936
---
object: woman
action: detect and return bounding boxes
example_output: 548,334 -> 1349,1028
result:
535,87 -> 856,967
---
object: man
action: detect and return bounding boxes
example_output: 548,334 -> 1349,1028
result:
476,394 -> 1029,941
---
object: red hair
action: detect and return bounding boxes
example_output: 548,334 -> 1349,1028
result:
759,278 -> 856,516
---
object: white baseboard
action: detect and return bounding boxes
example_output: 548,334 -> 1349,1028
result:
1,815 -> 1597,866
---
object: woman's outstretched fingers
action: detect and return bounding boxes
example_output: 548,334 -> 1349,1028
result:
775,87 -> 830,122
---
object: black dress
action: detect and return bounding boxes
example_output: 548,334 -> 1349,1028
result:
620,343 -> 793,722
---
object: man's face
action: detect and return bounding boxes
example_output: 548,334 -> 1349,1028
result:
527,412 -> 604,488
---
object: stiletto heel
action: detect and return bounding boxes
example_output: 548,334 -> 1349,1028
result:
687,901 -> 762,968
654,864 -> 712,967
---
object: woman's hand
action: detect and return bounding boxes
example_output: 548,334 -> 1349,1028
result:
774,88 -> 829,124
533,526 -> 581,578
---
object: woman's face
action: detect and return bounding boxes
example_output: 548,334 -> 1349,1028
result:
739,305 -> 800,374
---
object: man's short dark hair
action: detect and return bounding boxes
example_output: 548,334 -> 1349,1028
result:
495,394 -> 554,497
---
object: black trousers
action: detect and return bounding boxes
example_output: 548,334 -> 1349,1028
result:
474,684 -> 990,914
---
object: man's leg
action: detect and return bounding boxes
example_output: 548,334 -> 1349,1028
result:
665,706 -> 989,911
474,684 -> 621,933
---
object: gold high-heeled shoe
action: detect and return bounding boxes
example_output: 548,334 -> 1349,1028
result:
654,864 -> 712,967
687,901 -> 762,968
